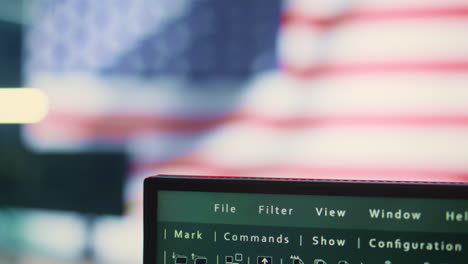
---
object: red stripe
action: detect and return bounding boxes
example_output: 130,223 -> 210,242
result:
282,7 -> 468,29
281,61 -> 468,79
30,112 -> 468,139
131,157 -> 468,183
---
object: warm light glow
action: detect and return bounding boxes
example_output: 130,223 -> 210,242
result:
0,88 -> 48,123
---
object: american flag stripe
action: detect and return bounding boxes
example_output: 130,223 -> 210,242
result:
281,7 -> 468,29
125,124 -> 468,176
281,61 -> 468,79
131,158 -> 468,182
29,111 -> 468,140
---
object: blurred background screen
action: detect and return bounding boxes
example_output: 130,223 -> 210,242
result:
0,0 -> 125,215
2,0 -> 468,263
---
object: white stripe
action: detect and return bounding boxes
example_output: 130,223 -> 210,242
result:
189,125 -> 468,169
280,21 -> 468,66
321,21 -> 468,63
28,73 -> 245,115
299,74 -> 468,114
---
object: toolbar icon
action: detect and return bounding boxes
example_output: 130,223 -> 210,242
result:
338,261 -> 349,264
257,256 -> 273,264
173,253 -> 188,264
225,253 -> 243,264
313,260 -> 326,264
290,255 -> 304,264
192,254 -> 207,264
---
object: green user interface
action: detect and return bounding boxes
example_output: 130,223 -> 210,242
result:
156,191 -> 468,264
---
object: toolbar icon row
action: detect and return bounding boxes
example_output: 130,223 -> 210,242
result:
173,253 -> 207,264
172,252 -> 352,264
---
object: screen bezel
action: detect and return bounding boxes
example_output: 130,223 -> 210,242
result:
144,175 -> 468,264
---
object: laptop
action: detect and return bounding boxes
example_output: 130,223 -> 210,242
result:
144,175 -> 468,264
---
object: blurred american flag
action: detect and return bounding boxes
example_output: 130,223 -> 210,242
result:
23,0 -> 468,215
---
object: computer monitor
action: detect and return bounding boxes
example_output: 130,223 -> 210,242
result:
145,175 -> 468,264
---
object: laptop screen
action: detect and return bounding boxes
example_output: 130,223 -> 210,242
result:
144,176 -> 468,264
